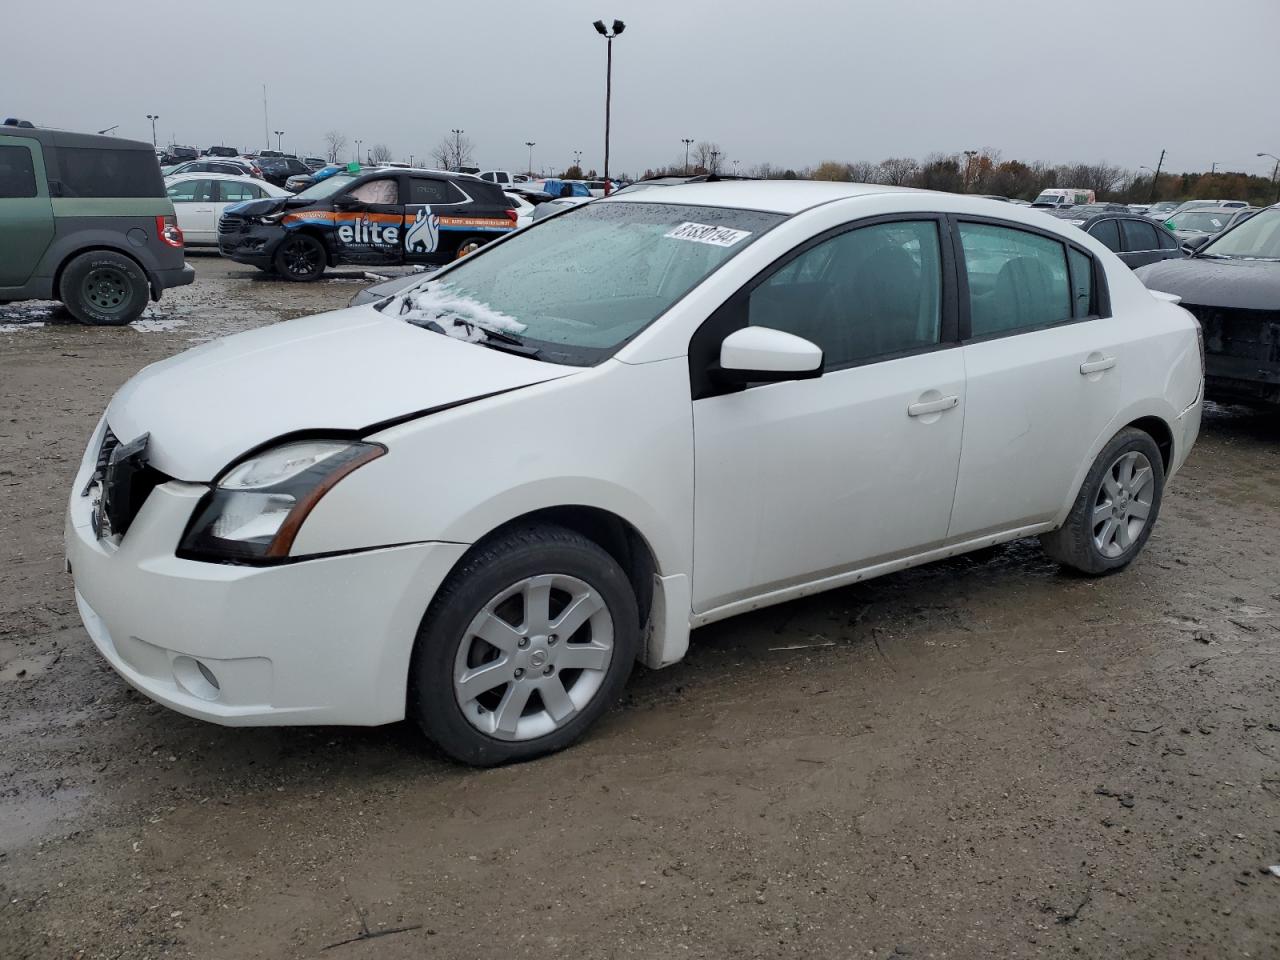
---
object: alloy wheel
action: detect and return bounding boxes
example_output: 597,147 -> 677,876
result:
281,238 -> 319,277
1092,450 -> 1155,558
453,574 -> 614,741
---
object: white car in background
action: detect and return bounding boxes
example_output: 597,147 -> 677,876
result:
163,173 -> 289,246
531,195 -> 593,221
503,191 -> 536,228
67,183 -> 1202,766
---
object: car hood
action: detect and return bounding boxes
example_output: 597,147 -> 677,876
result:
106,307 -> 577,481
223,195 -> 312,217
1134,256 -> 1280,311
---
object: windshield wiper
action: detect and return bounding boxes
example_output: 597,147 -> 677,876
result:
416,319 -> 540,357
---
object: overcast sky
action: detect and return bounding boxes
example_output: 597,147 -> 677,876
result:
5,0 -> 1277,177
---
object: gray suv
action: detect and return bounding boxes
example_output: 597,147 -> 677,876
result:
0,119 -> 193,325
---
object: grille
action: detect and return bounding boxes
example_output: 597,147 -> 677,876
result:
218,214 -> 245,235
1184,304 -> 1280,364
85,427 -> 167,539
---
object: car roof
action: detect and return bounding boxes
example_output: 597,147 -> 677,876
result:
165,171 -> 264,181
599,180 -> 917,214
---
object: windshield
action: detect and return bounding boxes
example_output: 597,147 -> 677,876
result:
294,174 -> 356,200
1200,207 -> 1280,259
1168,210 -> 1233,233
392,201 -> 784,365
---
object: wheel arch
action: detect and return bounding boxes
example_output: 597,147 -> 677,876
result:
1125,415 -> 1174,472
53,244 -> 158,301
459,504 -> 660,638
280,226 -> 336,266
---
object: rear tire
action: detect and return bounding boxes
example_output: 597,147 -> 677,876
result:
408,524 -> 640,766
1040,427 -> 1165,575
59,251 -> 149,326
454,236 -> 486,259
272,233 -> 326,282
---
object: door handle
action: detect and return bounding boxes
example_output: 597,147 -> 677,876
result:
1079,356 -> 1117,375
907,395 -> 959,417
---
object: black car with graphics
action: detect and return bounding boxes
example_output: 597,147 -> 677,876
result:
217,166 -> 518,281
0,120 -> 192,325
1136,205 -> 1280,405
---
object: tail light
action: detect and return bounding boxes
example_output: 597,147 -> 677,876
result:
156,215 -> 184,249
503,209 -> 518,223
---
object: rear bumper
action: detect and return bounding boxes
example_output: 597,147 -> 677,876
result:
152,263 -> 195,294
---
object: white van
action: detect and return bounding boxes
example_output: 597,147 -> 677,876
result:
1032,188 -> 1096,208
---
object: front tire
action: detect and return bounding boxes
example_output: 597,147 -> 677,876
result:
272,233 -> 326,281
408,524 -> 640,766
1040,427 -> 1165,575
59,251 -> 149,326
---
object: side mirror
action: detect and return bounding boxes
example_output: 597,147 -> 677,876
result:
1182,235 -> 1210,255
717,326 -> 823,384
333,196 -> 362,211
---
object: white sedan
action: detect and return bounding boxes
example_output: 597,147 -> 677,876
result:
163,172 -> 289,246
503,191 -> 536,229
67,182 -> 1203,765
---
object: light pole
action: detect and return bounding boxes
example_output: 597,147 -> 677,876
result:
1257,152 -> 1280,204
962,149 -> 979,190
274,130 -> 284,152
525,141 -> 536,177
681,138 -> 693,175
354,139 -> 364,164
709,149 -> 720,174
573,149 -> 583,171
592,18 -> 626,182
145,114 -> 159,149
1148,149 -> 1166,203
732,159 -> 740,175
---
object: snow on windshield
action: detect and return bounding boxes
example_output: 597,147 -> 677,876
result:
396,282 -> 527,342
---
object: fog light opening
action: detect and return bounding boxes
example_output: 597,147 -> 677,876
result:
172,655 -> 221,701
196,660 -> 220,691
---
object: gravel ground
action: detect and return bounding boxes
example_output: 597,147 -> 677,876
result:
1,256 -> 1278,959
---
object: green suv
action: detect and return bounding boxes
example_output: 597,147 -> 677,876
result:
0,119 -> 193,325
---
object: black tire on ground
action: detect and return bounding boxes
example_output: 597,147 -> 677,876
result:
1040,427 -> 1166,575
453,236 -> 486,259
272,233 -> 327,281
58,251 -> 150,326
408,524 -> 640,766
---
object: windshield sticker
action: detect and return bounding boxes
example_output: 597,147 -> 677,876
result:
664,222 -> 752,247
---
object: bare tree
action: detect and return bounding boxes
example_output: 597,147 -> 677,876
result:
692,141 -> 723,174
369,143 -> 393,165
846,160 -> 879,183
431,130 -> 476,172
876,157 -> 918,186
323,130 -> 348,164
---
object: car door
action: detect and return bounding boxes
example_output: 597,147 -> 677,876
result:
165,177 -> 217,244
0,136 -> 54,287
690,216 -> 966,613
332,174 -> 405,265
947,219 -> 1121,541
1086,217 -> 1125,264
1119,217 -> 1165,269
404,175 -> 467,263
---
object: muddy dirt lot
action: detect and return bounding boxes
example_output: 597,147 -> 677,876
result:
1,255 -> 1278,959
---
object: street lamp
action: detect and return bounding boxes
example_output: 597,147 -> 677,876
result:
1257,152 -> 1280,203
732,159 -> 740,175
963,149 -> 979,190
354,139 -> 363,164
681,138 -> 693,175
274,130 -> 284,152
592,18 -> 625,183
709,149 -> 720,174
145,114 -> 159,149
525,141 -> 536,177
573,149 -> 583,170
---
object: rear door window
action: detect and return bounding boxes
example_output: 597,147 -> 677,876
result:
0,144 -> 37,197
57,147 -> 164,198
958,222 -> 1071,337
1120,219 -> 1159,252
410,178 -> 466,204
1087,219 -> 1121,252
217,180 -> 264,202
166,179 -> 215,202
